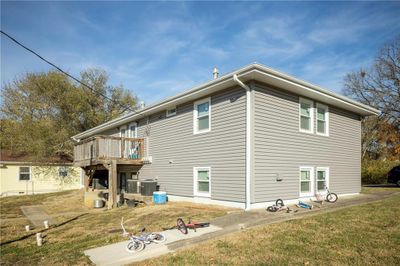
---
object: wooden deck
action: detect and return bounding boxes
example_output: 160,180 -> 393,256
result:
73,135 -> 145,167
74,135 -> 146,209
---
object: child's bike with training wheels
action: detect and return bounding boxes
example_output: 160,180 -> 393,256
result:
120,218 -> 166,253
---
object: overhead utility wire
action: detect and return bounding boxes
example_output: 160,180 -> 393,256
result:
0,30 -> 135,112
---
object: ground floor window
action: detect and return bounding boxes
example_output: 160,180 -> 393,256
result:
193,167 -> 211,197
19,166 -> 31,181
299,167 -> 314,197
316,167 -> 329,193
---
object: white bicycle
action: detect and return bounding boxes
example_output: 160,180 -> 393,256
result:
121,218 -> 166,253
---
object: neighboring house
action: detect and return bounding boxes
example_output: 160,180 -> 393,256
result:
0,151 -> 83,196
72,63 -> 380,210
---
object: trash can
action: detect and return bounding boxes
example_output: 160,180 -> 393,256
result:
153,191 -> 167,204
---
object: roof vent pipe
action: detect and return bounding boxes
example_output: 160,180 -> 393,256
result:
213,67 -> 219,79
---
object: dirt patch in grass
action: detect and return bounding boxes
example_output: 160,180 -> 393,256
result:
0,190 -> 233,265
138,192 -> 400,266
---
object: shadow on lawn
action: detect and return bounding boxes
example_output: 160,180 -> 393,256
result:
363,184 -> 399,188
0,213 -> 88,246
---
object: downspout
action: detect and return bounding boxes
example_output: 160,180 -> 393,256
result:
233,74 -> 252,210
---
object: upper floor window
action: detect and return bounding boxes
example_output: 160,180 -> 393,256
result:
193,98 -> 211,134
299,98 -> 313,133
316,103 -> 329,136
19,166 -> 31,181
166,107 -> 177,117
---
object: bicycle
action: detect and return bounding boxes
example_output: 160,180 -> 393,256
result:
325,186 -> 338,203
176,218 -> 210,234
267,199 -> 297,213
121,218 -> 166,253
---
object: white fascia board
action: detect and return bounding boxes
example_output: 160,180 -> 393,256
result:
72,63 -> 380,141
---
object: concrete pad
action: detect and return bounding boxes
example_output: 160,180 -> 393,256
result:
20,205 -> 55,227
84,225 -> 222,266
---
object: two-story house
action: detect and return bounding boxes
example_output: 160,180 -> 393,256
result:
72,63 -> 380,210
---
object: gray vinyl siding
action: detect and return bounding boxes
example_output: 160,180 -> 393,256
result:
96,86 -> 247,202
253,82 -> 362,203
101,128 -> 119,137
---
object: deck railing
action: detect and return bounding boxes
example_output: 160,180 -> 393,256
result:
74,135 -> 145,162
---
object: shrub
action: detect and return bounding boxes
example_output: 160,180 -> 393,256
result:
362,159 -> 400,184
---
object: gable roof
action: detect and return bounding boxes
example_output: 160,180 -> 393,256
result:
72,63 -> 380,141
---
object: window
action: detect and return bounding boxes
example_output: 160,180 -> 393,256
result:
316,167 -> 329,193
120,126 -> 127,138
19,167 -> 31,181
299,167 -> 314,197
193,98 -> 211,134
166,107 -> 177,117
193,167 -> 211,197
316,103 -> 329,136
299,98 -> 314,133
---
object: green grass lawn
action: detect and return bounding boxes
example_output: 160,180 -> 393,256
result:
1,188 -> 399,265
0,190 -> 231,265
139,188 -> 400,266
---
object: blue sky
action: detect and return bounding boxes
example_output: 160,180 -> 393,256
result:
1,1 -> 400,104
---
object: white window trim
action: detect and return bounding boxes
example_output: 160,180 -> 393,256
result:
193,97 -> 211,134
128,122 -> 137,138
193,167 -> 211,197
18,166 -> 32,181
119,125 -> 128,138
316,103 -> 329,136
299,166 -> 314,197
299,97 -> 314,134
166,107 -> 177,117
316,167 -> 330,195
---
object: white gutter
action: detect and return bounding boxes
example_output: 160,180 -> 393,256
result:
233,74 -> 252,211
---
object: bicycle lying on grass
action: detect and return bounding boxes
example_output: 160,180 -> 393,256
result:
121,218 -> 166,253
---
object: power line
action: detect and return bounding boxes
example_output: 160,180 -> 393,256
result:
0,30 -> 135,112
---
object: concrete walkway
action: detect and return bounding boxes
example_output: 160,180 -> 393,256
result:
84,191 -> 398,265
20,205 -> 55,227
84,225 -> 222,266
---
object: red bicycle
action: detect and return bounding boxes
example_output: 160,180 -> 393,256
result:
176,218 -> 210,234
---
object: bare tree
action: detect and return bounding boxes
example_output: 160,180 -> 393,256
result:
343,36 -> 400,159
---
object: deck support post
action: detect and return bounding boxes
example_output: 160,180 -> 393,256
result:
107,160 -> 118,209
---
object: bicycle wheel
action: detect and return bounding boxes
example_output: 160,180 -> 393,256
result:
177,218 -> 188,234
126,240 -> 145,253
267,206 -> 278,212
326,193 -> 338,203
152,233 -> 166,243
276,199 -> 284,207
